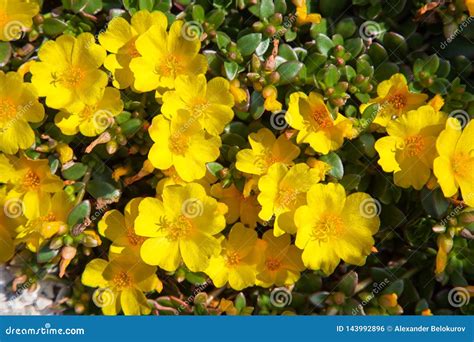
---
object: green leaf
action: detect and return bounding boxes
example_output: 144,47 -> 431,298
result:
0,42 -> 12,67
324,64 -> 340,86
368,42 -> 388,65
276,61 -> 303,85
260,0 -> 275,18
120,118 -> 142,136
338,271 -> 358,296
237,33 -> 262,56
249,91 -> 265,119
274,0 -> 287,13
384,0 -> 406,16
382,279 -> 404,296
315,34 -> 334,56
421,187 -> 449,219
216,31 -> 231,51
345,38 -> 364,57
335,17 -> 356,38
319,0 -> 348,17
206,162 -> 224,177
256,38 -> 270,56
62,163 -> 88,181
320,152 -> 344,179
86,180 -> 120,200
37,245 -> 59,263
374,62 -> 399,81
309,291 -> 330,307
428,78 -> 450,95
360,103 -> 379,129
206,9 -> 226,28
278,44 -> 298,61
423,54 -> 440,74
42,18 -> 68,36
67,200 -> 91,227
224,61 -> 239,80
192,5 -> 205,22
234,293 -> 246,311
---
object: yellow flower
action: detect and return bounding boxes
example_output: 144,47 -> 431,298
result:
264,94 -> 283,112
466,0 -> 474,15
30,33 -> 108,110
360,73 -> 428,127
55,87 -> 123,137
162,75 -> 234,136
99,10 -> 168,89
236,128 -> 300,176
82,254 -> 162,315
292,0 -> 321,25
16,191 -> 72,252
0,0 -> 40,41
428,94 -> 444,112
148,112 -> 221,182
256,231 -> 304,287
0,188 -> 18,263
205,223 -> 259,290
434,118 -> 474,207
258,163 -> 323,236
210,183 -> 260,228
229,80 -> 247,105
155,167 -> 216,196
0,71 -> 45,154
294,183 -> 380,274
286,92 -> 353,154
129,20 -> 208,93
375,106 -> 446,190
98,198 -> 146,257
0,155 -> 63,219
135,183 -> 226,272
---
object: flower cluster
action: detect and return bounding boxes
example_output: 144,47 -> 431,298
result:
0,0 -> 473,317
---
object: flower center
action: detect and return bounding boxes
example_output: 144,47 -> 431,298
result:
265,257 -> 281,271
56,66 -> 85,89
276,188 -> 298,210
127,227 -> 146,246
127,39 -> 140,58
113,271 -> 132,289
452,152 -> 473,177
168,133 -> 189,155
22,169 -> 41,190
189,99 -> 209,118
388,93 -> 407,110
158,55 -> 183,78
310,107 -> 333,129
41,212 -> 57,222
159,215 -> 192,241
404,135 -> 425,157
311,214 -> 344,243
225,250 -> 241,266
0,98 -> 17,124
